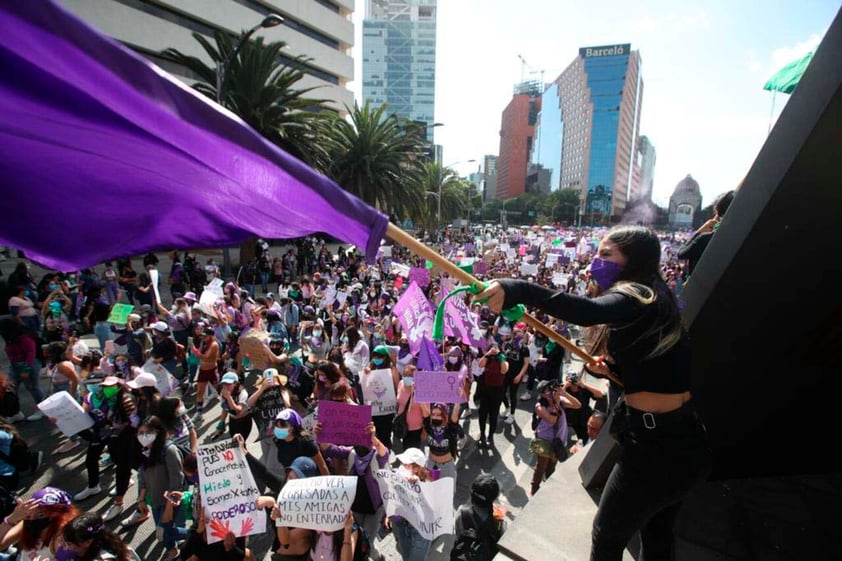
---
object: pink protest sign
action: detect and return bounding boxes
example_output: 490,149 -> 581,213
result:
316,401 -> 372,447
414,371 -> 467,404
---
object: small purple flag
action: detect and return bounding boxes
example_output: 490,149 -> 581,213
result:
391,281 -> 434,354
445,290 -> 488,352
0,1 -> 388,271
417,336 -> 444,372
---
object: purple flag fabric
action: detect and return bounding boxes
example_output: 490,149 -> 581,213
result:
0,1 -> 388,271
417,336 -> 444,372
445,290 -> 488,352
391,281 -> 434,354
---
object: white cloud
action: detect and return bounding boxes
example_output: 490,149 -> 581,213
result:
770,33 -> 823,71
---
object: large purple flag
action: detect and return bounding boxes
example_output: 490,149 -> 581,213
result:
445,290 -> 488,352
0,1 -> 388,271
391,281 -> 434,354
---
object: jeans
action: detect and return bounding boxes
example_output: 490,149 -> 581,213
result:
94,321 -> 113,352
152,504 -> 190,550
104,281 -> 120,304
9,360 -> 44,405
393,518 -> 431,561
591,408 -> 711,561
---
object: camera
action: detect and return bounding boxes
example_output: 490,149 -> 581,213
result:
567,373 -> 579,385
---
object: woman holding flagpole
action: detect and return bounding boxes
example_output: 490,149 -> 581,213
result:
475,225 -> 710,561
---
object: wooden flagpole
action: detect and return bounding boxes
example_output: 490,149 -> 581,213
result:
385,223 -> 595,363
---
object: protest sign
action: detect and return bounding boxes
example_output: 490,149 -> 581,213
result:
361,368 -> 397,416
199,288 -> 222,317
141,358 -> 177,396
520,262 -> 539,277
389,262 -> 410,278
207,278 -> 224,291
414,371 -> 467,403
301,406 -> 319,435
316,401 -> 372,446
545,253 -> 559,268
374,470 -> 454,540
197,438 -> 266,544
381,245 -> 392,258
319,286 -> 337,310
392,282 -> 434,354
552,273 -> 571,287
275,476 -> 357,531
106,303 -> 134,324
335,291 -> 348,308
251,384 -> 289,441
408,267 -> 430,288
149,268 -> 161,304
238,330 -> 271,370
37,391 -> 94,437
472,261 -> 488,276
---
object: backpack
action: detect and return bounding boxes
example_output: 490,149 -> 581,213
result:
450,506 -> 503,561
0,433 -> 32,473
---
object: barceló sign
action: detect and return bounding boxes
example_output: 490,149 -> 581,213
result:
579,44 -> 631,58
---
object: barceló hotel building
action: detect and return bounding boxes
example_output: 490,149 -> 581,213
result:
536,43 -> 643,223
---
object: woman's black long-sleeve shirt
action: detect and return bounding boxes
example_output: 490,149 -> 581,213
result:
498,279 -> 690,394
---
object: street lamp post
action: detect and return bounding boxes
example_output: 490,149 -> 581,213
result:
217,13 -> 284,279
437,158 -> 476,229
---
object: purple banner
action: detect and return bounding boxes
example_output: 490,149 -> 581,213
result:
316,401 -> 372,447
391,281 -> 434,354
414,371 -> 467,404
408,267 -> 430,288
443,287 -> 487,352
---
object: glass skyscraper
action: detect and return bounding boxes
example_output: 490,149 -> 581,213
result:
362,0 -> 437,140
536,43 -> 643,222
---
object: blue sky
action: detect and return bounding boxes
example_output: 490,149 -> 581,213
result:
351,1 -> 839,207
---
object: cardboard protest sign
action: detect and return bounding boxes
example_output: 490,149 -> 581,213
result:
381,245 -> 392,258
361,368 -> 397,416
374,469 -> 454,540
37,391 -> 94,437
389,262 -> 410,278
238,330 -> 271,370
316,401 -> 371,446
319,285 -> 337,310
275,476 -> 357,531
545,253 -> 559,268
197,439 -> 267,544
520,262 -> 539,277
301,406 -> 319,435
414,371 -> 467,403
141,358 -> 177,396
106,303 -> 134,324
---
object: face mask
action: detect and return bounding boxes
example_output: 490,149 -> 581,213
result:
177,406 -> 187,416
354,446 -> 372,458
116,361 -> 129,373
48,283 -> 58,292
589,257 -> 625,291
372,358 -> 385,366
341,336 -> 348,344
318,375 -> 328,383
55,546 -> 80,561
431,419 -> 443,427
102,386 -> 120,399
313,330 -> 322,338
402,376 -> 414,386
23,517 -> 51,535
186,472 -> 199,485
274,427 -> 290,440
448,357 -> 459,364
137,433 -> 157,447
87,384 -> 101,394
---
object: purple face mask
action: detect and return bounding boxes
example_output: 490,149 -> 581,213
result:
589,257 -> 624,291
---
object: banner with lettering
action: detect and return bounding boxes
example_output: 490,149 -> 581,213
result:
316,401 -> 372,446
414,371 -> 467,404
275,476 -> 357,531
444,291 -> 487,352
374,470 -> 454,540
37,391 -> 94,437
391,281 -> 434,354
360,368 -> 397,416
197,439 -> 266,544
141,358 -> 177,396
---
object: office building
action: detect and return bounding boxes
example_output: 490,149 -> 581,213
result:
538,43 -> 643,222
496,80 -> 542,199
57,0 -> 355,113
634,135 -> 656,203
483,155 -> 498,204
362,0 -> 437,140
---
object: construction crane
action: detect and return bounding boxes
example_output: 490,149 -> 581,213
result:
517,54 -> 545,89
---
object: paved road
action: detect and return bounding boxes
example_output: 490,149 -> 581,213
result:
0,249 -> 600,560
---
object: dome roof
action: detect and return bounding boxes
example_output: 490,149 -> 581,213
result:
673,174 -> 700,195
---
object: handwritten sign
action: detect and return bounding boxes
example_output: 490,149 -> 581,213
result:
389,262 -> 410,278
316,401 -> 371,447
252,384 -> 289,440
413,371 -> 467,404
361,368 -> 397,416
36,391 -> 94,437
149,268 -> 161,304
275,476 -> 357,531
520,262 -> 539,277
107,303 -> 134,324
374,469 -> 454,540
197,438 -> 266,544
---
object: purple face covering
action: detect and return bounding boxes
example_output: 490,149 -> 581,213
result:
589,258 -> 624,291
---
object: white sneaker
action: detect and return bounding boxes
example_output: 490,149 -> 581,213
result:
6,412 -> 25,423
519,391 -> 532,401
103,503 -> 124,522
26,412 -> 45,421
503,413 -> 515,425
56,439 -> 81,453
74,485 -> 102,501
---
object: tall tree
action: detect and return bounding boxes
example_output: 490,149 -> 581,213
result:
319,101 -> 428,222
160,31 -> 335,170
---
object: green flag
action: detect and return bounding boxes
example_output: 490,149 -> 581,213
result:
764,51 -> 813,94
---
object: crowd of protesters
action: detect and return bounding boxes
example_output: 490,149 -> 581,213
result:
0,223 -> 699,561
